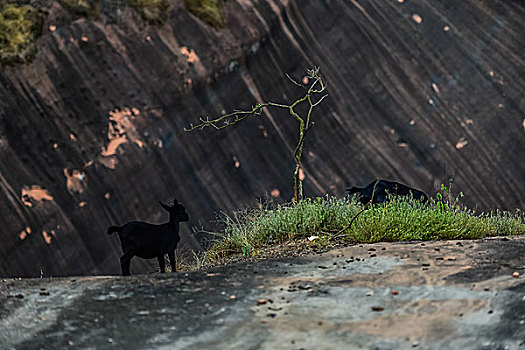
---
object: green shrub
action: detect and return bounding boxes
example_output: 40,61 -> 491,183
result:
206,196 -> 525,260
0,3 -> 43,65
126,0 -> 169,25
183,0 -> 224,29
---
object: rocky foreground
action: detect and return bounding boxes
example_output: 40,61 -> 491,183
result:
1,236 -> 524,349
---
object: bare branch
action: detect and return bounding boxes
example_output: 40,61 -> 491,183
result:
308,77 -> 320,92
312,94 -> 329,107
185,66 -> 328,203
266,102 -> 290,109
185,104 -> 265,131
293,122 -> 315,159
306,66 -> 320,78
285,73 -> 306,89
306,121 -> 315,131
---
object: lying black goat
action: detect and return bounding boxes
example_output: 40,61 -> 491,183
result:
346,179 -> 428,205
107,199 -> 189,276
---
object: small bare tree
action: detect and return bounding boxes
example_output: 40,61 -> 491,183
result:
185,66 -> 327,203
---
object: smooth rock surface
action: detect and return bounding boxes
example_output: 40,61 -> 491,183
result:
1,236 -> 524,349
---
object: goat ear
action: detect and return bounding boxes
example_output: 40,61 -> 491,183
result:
159,201 -> 171,211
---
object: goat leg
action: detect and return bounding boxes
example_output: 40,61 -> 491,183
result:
168,251 -> 176,272
120,252 -> 133,276
157,255 -> 166,273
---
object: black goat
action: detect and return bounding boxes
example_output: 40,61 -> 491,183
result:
107,199 -> 189,276
346,179 -> 428,204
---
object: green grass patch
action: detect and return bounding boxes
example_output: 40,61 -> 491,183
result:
59,0 -> 102,18
0,3 -> 43,65
183,0 -> 224,29
126,0 -> 169,25
204,196 -> 525,262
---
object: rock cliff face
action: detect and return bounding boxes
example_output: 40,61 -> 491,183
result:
1,0 -> 524,277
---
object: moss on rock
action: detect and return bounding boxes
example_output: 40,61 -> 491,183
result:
183,0 -> 224,29
0,3 -> 43,65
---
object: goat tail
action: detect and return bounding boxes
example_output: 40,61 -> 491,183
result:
107,226 -> 121,235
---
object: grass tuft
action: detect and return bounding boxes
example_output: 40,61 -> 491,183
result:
0,3 -> 43,65
204,196 -> 525,263
183,0 -> 224,29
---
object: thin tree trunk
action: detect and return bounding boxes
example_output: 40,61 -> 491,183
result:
293,126 -> 305,203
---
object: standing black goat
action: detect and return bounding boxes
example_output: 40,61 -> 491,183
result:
346,179 -> 428,204
107,199 -> 189,276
